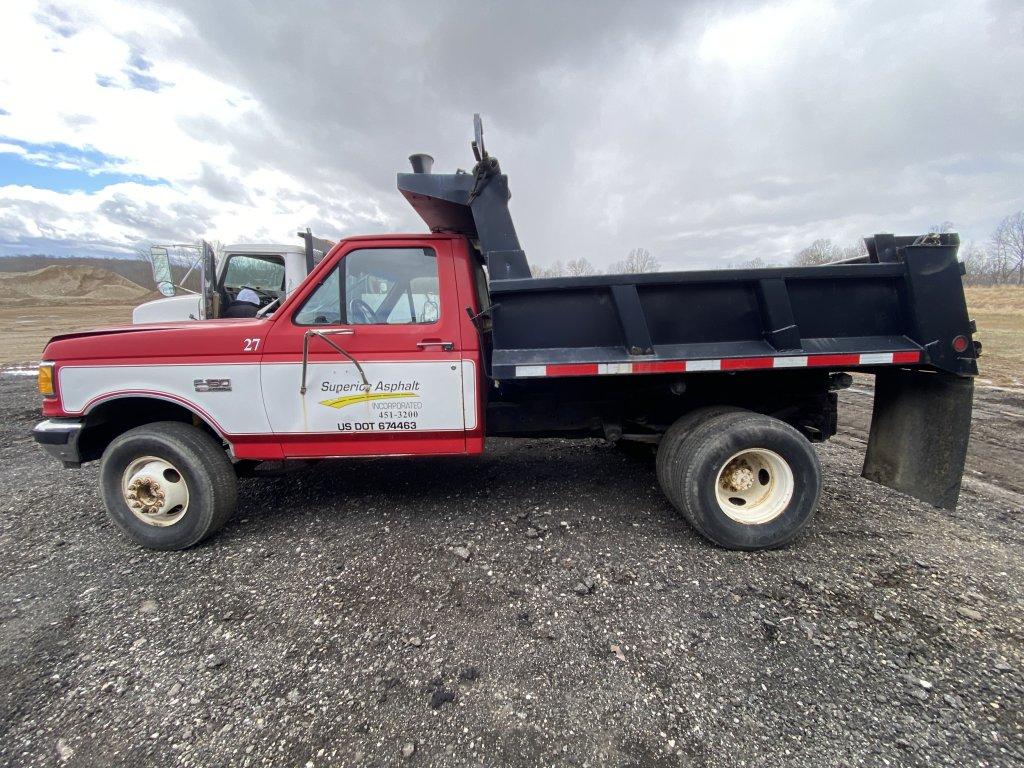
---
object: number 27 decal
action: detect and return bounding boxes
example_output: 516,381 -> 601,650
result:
243,337 -> 261,352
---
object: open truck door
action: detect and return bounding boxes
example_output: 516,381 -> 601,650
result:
199,240 -> 217,319
135,234 -> 333,324
149,245 -> 175,297
145,240 -> 212,300
132,240 -> 213,323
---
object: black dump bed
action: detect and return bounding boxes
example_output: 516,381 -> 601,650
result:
398,120 -> 979,511
486,237 -> 977,380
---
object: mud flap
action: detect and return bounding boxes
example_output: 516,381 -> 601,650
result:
862,369 -> 973,509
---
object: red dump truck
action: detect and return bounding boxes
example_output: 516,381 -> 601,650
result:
33,118 -> 978,551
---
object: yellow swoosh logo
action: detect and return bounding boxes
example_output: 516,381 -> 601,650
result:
318,391 -> 418,409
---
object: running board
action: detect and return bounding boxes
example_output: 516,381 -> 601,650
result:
862,369 -> 974,509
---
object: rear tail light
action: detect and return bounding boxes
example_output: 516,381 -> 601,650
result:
951,335 -> 969,354
38,362 -> 55,398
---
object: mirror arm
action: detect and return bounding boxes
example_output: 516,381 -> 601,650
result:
299,329 -> 369,394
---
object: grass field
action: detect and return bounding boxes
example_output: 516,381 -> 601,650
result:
964,285 -> 1024,387
0,304 -> 135,364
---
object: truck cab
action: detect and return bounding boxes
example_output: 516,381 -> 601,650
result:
132,232 -> 332,323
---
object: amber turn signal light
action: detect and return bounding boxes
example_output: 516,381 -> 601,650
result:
38,362 -> 55,397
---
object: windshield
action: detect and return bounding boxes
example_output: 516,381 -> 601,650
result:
222,254 -> 285,290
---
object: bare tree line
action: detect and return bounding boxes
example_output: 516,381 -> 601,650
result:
532,248 -> 661,278
963,212 -> 1024,285
547,211 -> 1024,283
775,214 -> 1024,283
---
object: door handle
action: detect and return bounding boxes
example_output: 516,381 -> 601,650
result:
417,340 -> 455,352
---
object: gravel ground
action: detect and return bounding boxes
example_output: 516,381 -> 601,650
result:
0,374 -> 1021,768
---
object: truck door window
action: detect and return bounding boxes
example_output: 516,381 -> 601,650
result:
345,248 -> 439,325
295,247 -> 439,326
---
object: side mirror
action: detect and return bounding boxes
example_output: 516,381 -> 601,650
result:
150,247 -> 175,296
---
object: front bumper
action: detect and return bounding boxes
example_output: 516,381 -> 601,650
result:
33,419 -> 84,468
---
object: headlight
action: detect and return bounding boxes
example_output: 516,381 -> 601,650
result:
38,362 -> 56,398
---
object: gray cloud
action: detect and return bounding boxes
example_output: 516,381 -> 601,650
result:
196,163 -> 251,205
11,0 -> 1024,267
158,1 -> 726,247
98,194 -> 213,242
147,0 -> 1024,268
0,195 -> 204,257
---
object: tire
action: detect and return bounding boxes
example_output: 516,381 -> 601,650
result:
659,411 -> 821,550
99,421 -> 237,550
656,406 -> 739,499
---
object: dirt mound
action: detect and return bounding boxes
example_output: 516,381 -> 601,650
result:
0,265 -> 151,304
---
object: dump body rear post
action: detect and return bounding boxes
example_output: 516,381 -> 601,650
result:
32,116 -> 978,551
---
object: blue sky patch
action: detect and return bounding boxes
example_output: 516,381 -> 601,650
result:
0,139 -> 165,192
127,71 -> 163,92
97,71 -> 165,92
34,5 -> 79,39
128,50 -> 152,71
95,50 -> 166,93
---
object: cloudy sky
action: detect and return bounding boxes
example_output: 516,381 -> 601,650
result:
1,0 -> 1022,270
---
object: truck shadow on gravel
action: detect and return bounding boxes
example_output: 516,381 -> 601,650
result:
227,439 -> 692,543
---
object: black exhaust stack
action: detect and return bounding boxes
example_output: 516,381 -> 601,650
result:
397,115 -> 531,279
409,154 -> 434,174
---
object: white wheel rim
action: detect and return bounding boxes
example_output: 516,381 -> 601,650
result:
121,456 -> 190,527
714,448 -> 794,525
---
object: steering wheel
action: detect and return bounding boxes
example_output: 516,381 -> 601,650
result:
348,297 -> 376,324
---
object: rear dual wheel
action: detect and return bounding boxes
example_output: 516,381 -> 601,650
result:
657,409 -> 821,550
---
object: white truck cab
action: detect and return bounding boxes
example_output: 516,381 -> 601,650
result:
133,232 -> 333,323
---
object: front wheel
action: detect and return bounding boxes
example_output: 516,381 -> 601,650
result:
658,411 -> 822,550
99,421 -> 237,550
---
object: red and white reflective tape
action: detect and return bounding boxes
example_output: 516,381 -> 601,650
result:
513,350 -> 921,378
